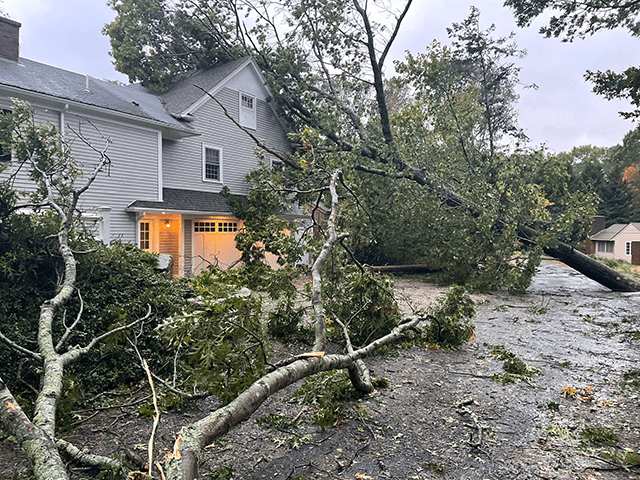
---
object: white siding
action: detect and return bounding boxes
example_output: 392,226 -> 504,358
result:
163,86 -> 290,195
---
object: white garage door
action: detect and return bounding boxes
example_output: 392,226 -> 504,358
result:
192,220 -> 242,274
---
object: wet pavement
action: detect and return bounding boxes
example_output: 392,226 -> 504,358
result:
213,260 -> 640,479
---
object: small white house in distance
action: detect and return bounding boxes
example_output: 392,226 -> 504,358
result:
589,223 -> 640,263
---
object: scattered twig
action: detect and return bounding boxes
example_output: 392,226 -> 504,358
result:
66,410 -> 99,429
70,395 -> 153,415
17,359 -> 40,395
449,370 -> 493,379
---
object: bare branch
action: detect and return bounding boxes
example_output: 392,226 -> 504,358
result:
143,359 -> 160,479
332,314 -> 373,393
56,289 -> 84,352
311,170 -> 344,352
0,331 -> 42,363
60,304 -> 152,366
379,0 -> 413,67
55,438 -> 121,470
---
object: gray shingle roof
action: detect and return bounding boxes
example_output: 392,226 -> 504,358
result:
590,223 -> 628,241
0,57 -> 195,138
160,56 -> 253,115
127,188 -> 244,214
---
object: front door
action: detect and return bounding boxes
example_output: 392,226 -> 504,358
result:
139,218 -> 158,252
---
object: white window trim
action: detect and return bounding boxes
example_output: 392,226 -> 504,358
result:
239,91 -> 257,130
626,241 -> 632,256
270,155 -> 285,172
202,144 -> 223,183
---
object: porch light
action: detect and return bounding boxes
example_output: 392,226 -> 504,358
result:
164,219 -> 171,228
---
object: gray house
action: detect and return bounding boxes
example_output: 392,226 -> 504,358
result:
0,17 -> 291,276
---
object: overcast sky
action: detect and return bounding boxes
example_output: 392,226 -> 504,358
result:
2,0 -> 638,153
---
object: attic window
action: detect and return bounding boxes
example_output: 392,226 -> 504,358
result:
239,92 -> 256,130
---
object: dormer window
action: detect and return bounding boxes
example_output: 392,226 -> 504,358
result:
239,92 -> 256,129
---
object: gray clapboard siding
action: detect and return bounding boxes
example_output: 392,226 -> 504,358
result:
162,87 -> 290,196
0,106 -> 160,245
65,112 -> 159,244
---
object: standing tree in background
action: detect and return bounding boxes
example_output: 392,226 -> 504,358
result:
446,6 -> 530,158
504,0 -> 640,118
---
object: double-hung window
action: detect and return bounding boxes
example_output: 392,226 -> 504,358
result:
239,92 -> 256,129
203,145 -> 222,182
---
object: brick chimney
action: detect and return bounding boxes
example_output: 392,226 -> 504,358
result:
0,17 -> 21,62
585,215 -> 607,254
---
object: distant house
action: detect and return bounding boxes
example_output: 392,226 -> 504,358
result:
0,17 -> 295,277
589,223 -> 640,263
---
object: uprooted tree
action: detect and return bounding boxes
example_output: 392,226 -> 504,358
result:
106,0 -> 640,292
0,100 -> 480,480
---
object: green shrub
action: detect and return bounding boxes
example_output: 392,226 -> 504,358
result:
0,211 -> 191,404
422,285 -> 476,349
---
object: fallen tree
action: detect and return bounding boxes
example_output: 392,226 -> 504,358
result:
521,226 -> 640,292
0,120 -> 447,480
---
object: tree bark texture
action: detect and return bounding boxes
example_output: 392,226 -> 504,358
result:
542,239 -> 640,291
0,378 -> 68,480
311,170 -> 342,352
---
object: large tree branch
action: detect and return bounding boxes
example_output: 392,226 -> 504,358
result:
0,377 -> 68,480
311,170 -> 344,352
164,313 -> 423,480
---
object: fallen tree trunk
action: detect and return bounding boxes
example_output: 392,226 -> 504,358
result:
163,315 -> 423,480
518,225 -> 640,292
368,265 -> 443,274
353,166 -> 640,292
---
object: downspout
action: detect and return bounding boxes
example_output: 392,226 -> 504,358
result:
158,131 -> 163,201
60,104 -> 69,137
